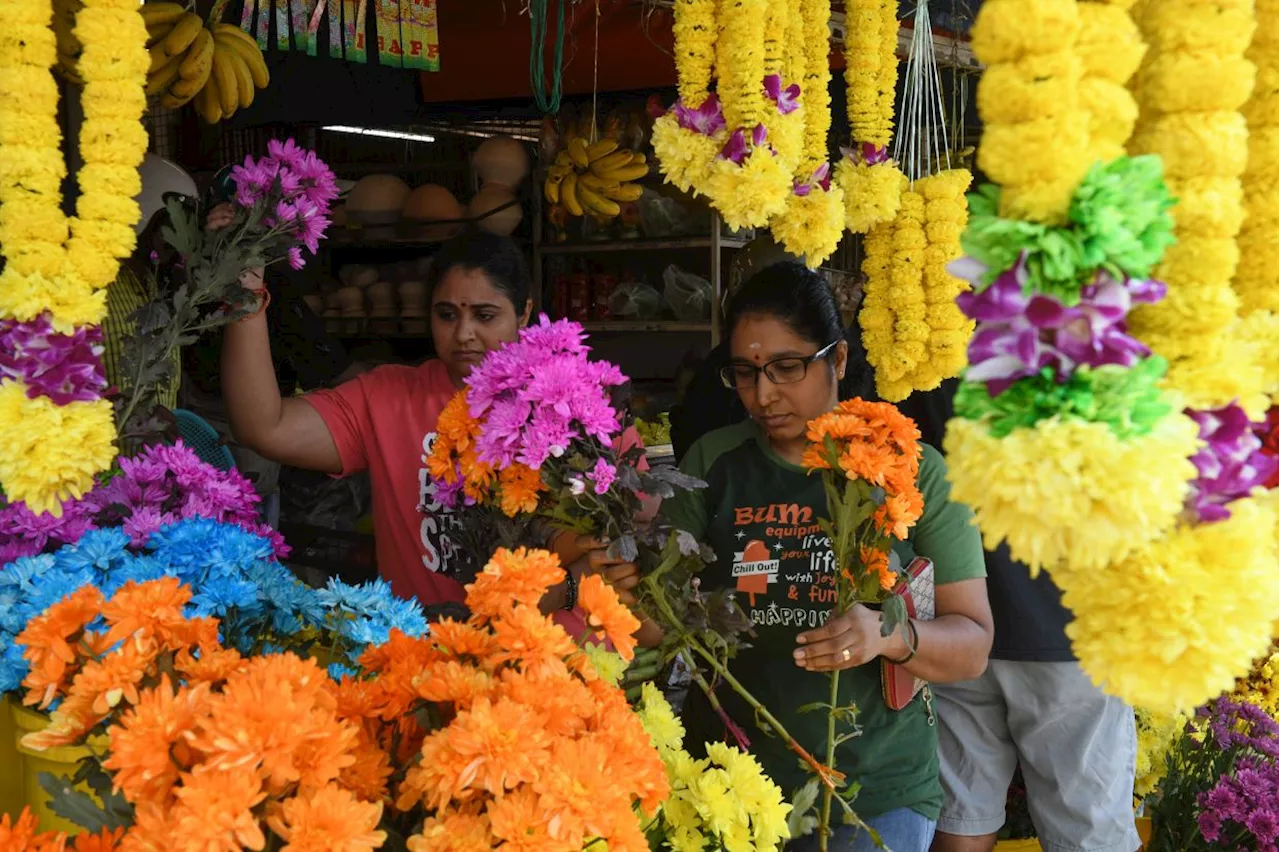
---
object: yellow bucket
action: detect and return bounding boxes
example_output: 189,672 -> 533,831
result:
0,696 -> 24,819
994,841 -> 1041,851
11,701 -> 107,836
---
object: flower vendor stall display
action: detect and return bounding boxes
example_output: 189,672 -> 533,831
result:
856,3 -> 975,402
1235,0 -> 1279,320
1125,0 -> 1270,415
801,399 -> 925,849
0,0 -> 149,515
832,0 -> 904,235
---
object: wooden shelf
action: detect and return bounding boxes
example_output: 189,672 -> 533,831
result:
538,235 -> 749,255
580,321 -> 711,333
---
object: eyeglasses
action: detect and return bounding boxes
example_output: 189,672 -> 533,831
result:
718,340 -> 840,390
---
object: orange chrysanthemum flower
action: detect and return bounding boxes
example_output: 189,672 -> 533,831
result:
859,546 -> 897,592
407,810 -> 494,852
169,765 -> 268,852
428,390 -> 497,501
485,787 -> 561,852
496,464 -> 545,517
99,577 -> 192,650
18,584 -> 105,709
494,668 -> 593,739
490,605 -> 579,674
873,488 -> 925,540
430,619 -> 496,660
265,783 -> 387,852
333,676 -> 389,722
71,827 -> 126,852
413,660 -> 493,708
106,677 -> 210,807
405,697 -> 552,809
466,547 -> 564,616
577,575 -> 641,661
338,726 -> 394,803
0,808 -> 53,852
175,643 -> 245,685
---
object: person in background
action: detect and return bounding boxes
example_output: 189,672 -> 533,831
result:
661,262 -> 993,852
927,387 -> 1141,852
101,154 -> 195,417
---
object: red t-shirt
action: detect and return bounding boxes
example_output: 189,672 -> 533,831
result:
304,359 -> 651,612
305,359 -> 468,605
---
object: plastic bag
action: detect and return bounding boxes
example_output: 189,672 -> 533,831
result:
638,190 -> 696,237
608,280 -> 667,319
662,265 -> 713,321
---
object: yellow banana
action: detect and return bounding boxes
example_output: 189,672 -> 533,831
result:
179,29 -> 214,79
157,12 -> 202,58
139,2 -> 188,26
561,172 -> 584,217
554,150 -> 572,168
578,173 -> 619,193
595,162 -> 649,183
147,44 -> 172,74
196,74 -> 224,123
603,183 -> 644,203
159,90 -> 189,109
226,48 -> 255,107
543,174 -> 561,205
630,152 -> 648,166
145,57 -> 182,96
588,150 -> 633,174
145,21 -> 175,48
210,44 -> 239,115
214,31 -> 269,88
169,59 -> 211,100
567,137 -> 590,169
576,184 -> 621,218
585,138 -> 618,161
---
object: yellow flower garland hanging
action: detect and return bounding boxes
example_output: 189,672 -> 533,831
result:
971,0 -> 1089,224
902,169 -> 974,394
652,0 -> 722,194
0,0 -> 147,513
1127,0 -> 1266,414
859,182 -> 928,402
1075,0 -> 1145,165
702,0 -> 792,230
1064,492 -> 1280,713
1236,0 -> 1278,401
768,0 -> 844,267
832,0 -> 904,234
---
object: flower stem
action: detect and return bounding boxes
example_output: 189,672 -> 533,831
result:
819,669 -> 841,852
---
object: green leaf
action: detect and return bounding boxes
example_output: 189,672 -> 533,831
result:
787,779 -> 822,839
37,772 -> 114,833
795,701 -> 832,715
880,595 -> 908,637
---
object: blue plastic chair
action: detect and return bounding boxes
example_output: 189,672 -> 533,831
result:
172,409 -> 237,472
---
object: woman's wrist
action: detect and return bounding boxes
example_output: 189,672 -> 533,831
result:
880,618 -> 917,664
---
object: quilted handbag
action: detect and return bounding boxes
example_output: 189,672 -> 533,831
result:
881,556 -> 934,711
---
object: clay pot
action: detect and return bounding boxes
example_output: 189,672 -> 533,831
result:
402,184 -> 464,242
472,136 -> 531,189
302,294 -> 325,315
399,280 -> 428,318
334,286 -> 366,314
339,265 -> 379,289
345,175 -> 411,227
367,281 -> 397,318
467,185 -> 523,236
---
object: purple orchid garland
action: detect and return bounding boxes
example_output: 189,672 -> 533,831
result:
952,254 -> 1166,396
0,316 -> 108,405
1184,404 -> 1279,524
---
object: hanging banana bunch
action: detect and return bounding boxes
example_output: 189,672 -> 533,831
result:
543,136 -> 648,220
54,1 -> 270,123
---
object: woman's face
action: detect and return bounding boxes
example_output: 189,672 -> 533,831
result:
727,314 -> 847,447
431,266 -> 531,385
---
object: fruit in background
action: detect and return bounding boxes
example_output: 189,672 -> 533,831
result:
542,135 -> 649,223
472,136 -> 531,190
194,23 -> 271,123
402,184 -> 465,241
468,185 -> 523,236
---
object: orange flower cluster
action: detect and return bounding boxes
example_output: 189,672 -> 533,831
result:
804,399 -> 925,597
427,389 -> 546,517
0,809 -> 123,852
336,548 -> 662,852
17,578 -> 220,747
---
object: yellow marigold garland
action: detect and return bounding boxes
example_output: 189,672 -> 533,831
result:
833,0 -> 904,234
1061,492 -> 1280,712
902,169 -> 974,394
971,0 -> 1089,224
758,0 -> 802,171
860,185 -> 927,402
703,0 -> 791,230
1127,0 -> 1264,412
769,0 -> 844,267
652,0 -> 720,194
1075,1 -> 1145,165
942,414 -> 1201,577
1236,0 -> 1278,403
0,0 -> 145,513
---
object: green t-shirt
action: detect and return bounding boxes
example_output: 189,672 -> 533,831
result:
662,419 -> 985,820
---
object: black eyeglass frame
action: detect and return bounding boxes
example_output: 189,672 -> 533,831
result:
718,340 -> 841,390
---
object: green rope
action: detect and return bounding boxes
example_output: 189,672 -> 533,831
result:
529,0 -> 566,114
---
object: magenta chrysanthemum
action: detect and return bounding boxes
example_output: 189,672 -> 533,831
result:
230,138 -> 337,269
465,316 -> 626,468
0,315 -> 107,405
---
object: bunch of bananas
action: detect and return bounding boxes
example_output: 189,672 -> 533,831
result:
543,137 -> 648,220
53,1 -> 269,122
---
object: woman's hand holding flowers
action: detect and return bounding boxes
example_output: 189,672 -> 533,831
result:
794,605 -> 901,671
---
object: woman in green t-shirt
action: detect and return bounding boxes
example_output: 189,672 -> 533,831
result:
662,262 -> 993,852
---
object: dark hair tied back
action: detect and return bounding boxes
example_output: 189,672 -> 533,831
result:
427,230 -> 531,311
725,260 -> 875,401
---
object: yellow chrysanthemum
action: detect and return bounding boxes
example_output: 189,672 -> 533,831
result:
1133,707 -> 1184,798
652,114 -> 719,196
704,149 -> 791,232
943,413 -> 1200,577
833,159 -> 903,234
1232,647 -> 1280,720
637,683 -> 685,756
0,384 -> 117,515
770,185 -> 845,269
1062,493 -> 1280,713
581,644 -> 628,687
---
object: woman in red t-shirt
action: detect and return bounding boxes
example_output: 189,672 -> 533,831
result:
220,229 -> 640,616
